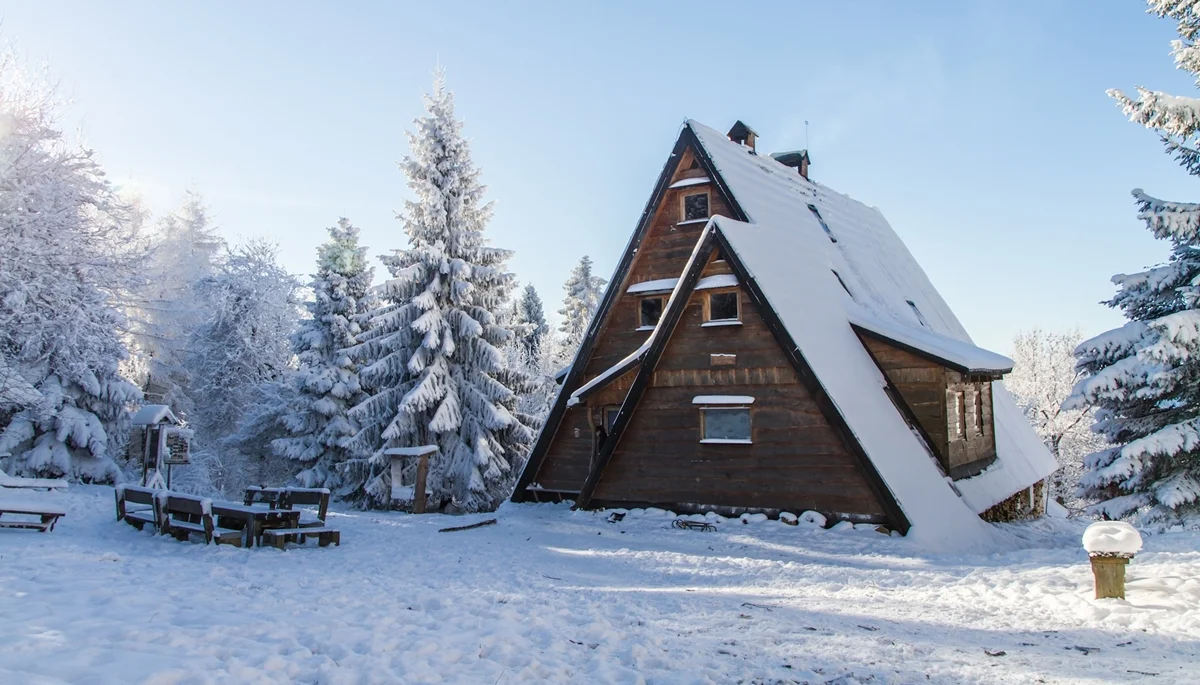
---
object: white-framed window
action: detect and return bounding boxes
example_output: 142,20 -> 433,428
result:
639,296 -> 664,329
949,389 -> 966,440
682,192 -> 710,222
705,290 -> 740,324
700,407 -> 752,444
971,386 -> 983,435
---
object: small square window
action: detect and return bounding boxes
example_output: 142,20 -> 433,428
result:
639,297 -> 663,328
683,193 -> 709,221
701,407 -> 751,442
708,291 -> 739,322
604,407 -> 619,433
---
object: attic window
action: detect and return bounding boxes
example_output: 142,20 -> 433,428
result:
705,291 -> 740,324
604,406 -> 620,433
683,193 -> 710,222
832,270 -> 853,298
639,297 -> 664,330
807,204 -> 836,243
906,300 -> 929,327
699,406 -> 752,444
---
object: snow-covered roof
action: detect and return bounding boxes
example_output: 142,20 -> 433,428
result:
667,177 -> 710,189
130,404 -> 179,426
627,274 -> 737,295
848,309 -> 1014,374
692,395 -> 755,405
567,340 -> 650,407
685,121 -> 1057,539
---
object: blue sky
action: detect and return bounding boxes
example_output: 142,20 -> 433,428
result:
0,1 -> 1193,353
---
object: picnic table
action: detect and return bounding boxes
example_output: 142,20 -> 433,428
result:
211,502 -> 300,548
0,500 -> 66,532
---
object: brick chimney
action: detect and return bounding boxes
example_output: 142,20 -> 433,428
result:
770,149 -> 811,181
726,120 -> 758,151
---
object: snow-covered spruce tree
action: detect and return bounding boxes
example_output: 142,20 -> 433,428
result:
181,240 -> 301,495
271,218 -> 375,489
346,72 -> 535,510
0,50 -> 143,482
514,284 -> 549,359
1066,2 -> 1200,525
1007,329 -> 1105,513
558,255 -> 607,351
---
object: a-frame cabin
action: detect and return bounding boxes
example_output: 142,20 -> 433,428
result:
513,120 -> 1057,547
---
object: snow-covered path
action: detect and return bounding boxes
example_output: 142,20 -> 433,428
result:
1,487 -> 1198,684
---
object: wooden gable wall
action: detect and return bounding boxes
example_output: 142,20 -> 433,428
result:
590,252 -> 888,519
858,335 -> 997,480
528,145 -> 737,494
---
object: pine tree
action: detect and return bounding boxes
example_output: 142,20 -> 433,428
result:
272,218 -> 375,489
346,72 -> 535,510
0,50 -> 143,483
1066,1 -> 1200,525
514,284 -> 549,358
558,255 -> 607,350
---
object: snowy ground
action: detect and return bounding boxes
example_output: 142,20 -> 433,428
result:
1,487 -> 1198,684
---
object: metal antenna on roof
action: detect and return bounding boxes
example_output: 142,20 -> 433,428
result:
805,120 -> 810,151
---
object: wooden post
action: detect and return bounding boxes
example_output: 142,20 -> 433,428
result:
413,453 -> 429,515
1089,555 -> 1130,599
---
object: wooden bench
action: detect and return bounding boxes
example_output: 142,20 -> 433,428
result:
0,501 -> 66,532
161,494 -> 243,546
115,484 -> 161,531
244,486 -> 285,509
279,488 -> 332,529
261,526 -> 340,549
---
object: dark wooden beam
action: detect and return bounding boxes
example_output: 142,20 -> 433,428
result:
573,227 -> 721,509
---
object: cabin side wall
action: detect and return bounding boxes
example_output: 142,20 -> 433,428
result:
945,372 -> 997,478
592,283 -> 888,520
859,335 -> 998,480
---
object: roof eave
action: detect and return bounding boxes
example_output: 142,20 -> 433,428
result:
850,325 -> 1011,377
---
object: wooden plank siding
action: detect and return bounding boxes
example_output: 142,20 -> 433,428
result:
583,156 -> 736,376
858,335 -> 950,464
591,284 -> 887,517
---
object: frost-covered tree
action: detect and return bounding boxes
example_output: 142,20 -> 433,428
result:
271,218 -> 374,489
1007,329 -> 1104,512
0,50 -> 143,482
182,240 -> 300,495
558,255 -> 607,350
346,72 -> 536,510
132,191 -> 225,417
513,284 -> 549,359
1066,1 -> 1200,525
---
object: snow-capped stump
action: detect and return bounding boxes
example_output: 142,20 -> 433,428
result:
1083,521 -> 1143,600
798,511 -> 828,528
779,512 -> 798,526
